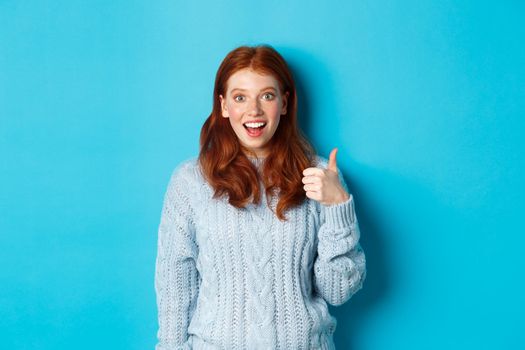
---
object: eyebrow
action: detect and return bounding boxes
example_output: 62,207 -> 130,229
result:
230,87 -> 277,93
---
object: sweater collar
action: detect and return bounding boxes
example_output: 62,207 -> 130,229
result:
247,156 -> 266,167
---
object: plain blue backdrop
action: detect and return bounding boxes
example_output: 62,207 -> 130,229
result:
1,1 -> 524,349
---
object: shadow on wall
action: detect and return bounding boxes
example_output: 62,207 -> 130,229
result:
330,164 -> 392,349
328,161 -> 458,348
283,46 -> 390,349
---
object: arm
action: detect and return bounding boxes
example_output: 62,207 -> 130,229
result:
155,164 -> 200,350
313,169 -> 367,306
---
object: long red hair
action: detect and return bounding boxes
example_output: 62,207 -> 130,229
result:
199,45 -> 316,221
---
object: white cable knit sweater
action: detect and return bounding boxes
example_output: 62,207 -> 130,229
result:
154,155 -> 366,350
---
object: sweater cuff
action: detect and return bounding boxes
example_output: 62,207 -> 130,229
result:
321,194 -> 356,229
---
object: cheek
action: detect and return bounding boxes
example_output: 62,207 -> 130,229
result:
267,106 -> 281,121
228,105 -> 244,119
266,102 -> 281,116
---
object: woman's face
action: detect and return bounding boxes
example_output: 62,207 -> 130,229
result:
219,68 -> 288,158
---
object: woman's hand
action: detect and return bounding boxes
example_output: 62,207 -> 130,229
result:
302,148 -> 350,206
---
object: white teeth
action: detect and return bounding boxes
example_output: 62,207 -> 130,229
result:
244,122 -> 266,128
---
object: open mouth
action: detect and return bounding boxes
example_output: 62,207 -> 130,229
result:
243,121 -> 267,130
243,122 -> 267,137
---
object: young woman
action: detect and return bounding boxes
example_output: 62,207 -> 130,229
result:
155,45 -> 366,350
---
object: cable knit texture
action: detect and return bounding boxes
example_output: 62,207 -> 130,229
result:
154,155 -> 366,350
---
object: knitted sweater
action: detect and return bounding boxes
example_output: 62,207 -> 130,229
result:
154,155 -> 366,350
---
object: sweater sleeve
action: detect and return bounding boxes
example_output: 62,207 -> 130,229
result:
313,167 -> 367,306
154,163 -> 201,350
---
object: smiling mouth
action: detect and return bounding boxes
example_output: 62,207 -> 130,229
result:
243,122 -> 267,137
243,122 -> 267,130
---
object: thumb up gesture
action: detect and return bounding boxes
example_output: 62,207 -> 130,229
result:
302,148 -> 350,206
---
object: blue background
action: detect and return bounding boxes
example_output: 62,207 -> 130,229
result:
1,1 -> 524,349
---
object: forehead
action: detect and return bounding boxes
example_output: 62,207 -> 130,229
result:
225,68 -> 279,92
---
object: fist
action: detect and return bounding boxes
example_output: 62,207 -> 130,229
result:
302,148 -> 350,206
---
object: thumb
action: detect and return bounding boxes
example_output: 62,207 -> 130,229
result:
327,148 -> 338,172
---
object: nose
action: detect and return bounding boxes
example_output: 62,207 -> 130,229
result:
246,98 -> 263,116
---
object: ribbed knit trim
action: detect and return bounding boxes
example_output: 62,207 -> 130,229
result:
321,194 -> 356,229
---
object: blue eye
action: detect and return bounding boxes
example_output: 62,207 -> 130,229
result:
234,95 -> 245,102
262,93 -> 275,100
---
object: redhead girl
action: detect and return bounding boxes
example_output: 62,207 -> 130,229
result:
155,45 -> 366,350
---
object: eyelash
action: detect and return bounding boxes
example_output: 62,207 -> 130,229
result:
233,93 -> 275,102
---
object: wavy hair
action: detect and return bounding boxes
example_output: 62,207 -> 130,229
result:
198,44 -> 316,221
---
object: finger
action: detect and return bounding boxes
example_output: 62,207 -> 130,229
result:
302,176 -> 320,184
302,167 -> 324,177
327,148 -> 338,172
305,190 -> 321,201
303,183 -> 320,192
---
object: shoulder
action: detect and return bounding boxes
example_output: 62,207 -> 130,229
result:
312,154 -> 343,174
313,155 -> 329,168
171,156 -> 200,178
167,156 -> 205,191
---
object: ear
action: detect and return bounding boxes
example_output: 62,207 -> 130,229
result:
281,91 -> 289,115
219,94 -> 229,118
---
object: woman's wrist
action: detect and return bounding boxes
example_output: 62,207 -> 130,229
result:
321,191 -> 350,206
